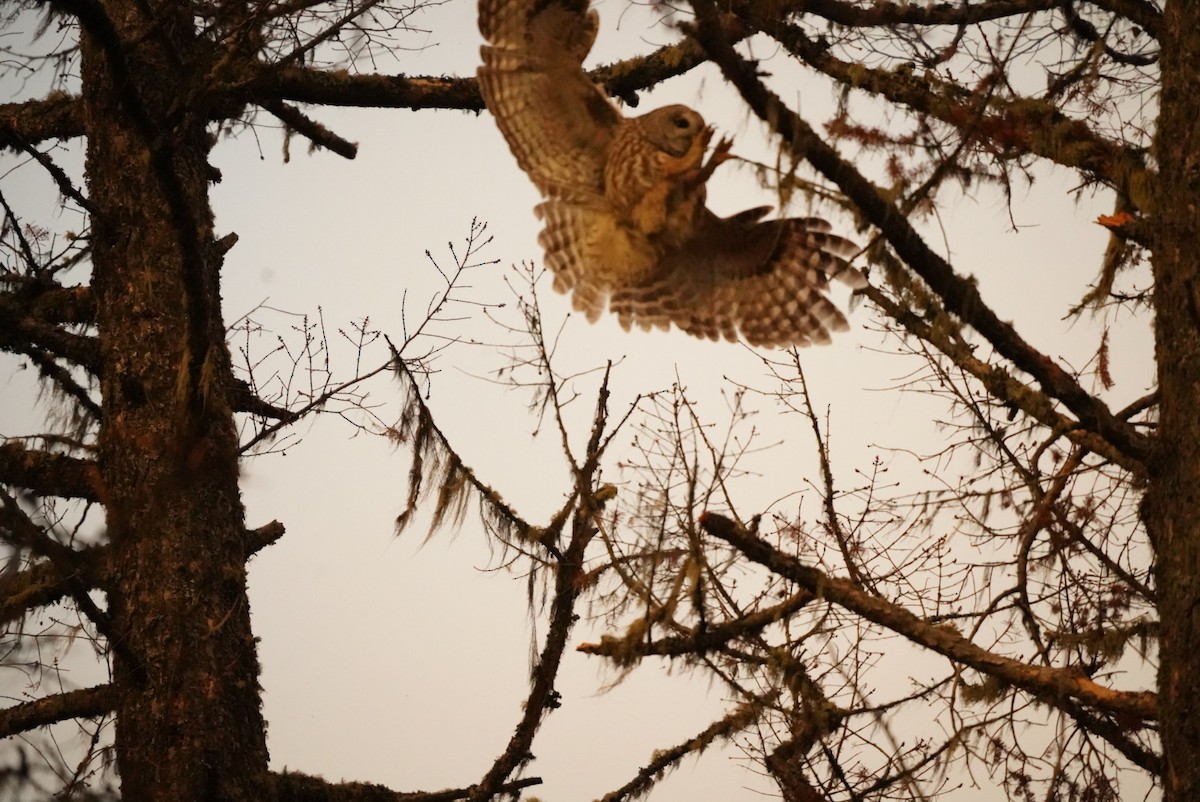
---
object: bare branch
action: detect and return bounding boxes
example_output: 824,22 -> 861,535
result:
261,99 -> 358,159
755,15 -> 1151,201
687,1 -> 1151,468
468,369 -> 614,802
598,702 -> 764,802
699,513 -> 1156,721
0,685 -> 115,739
268,771 -> 542,802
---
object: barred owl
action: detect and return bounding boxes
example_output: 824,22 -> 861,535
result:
477,0 -> 863,347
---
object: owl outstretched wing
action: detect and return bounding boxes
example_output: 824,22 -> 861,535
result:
477,0 -> 619,197
478,0 -> 864,347
606,211 -> 863,347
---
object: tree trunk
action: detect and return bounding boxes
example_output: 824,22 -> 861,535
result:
81,2 -> 269,798
1146,4 -> 1200,801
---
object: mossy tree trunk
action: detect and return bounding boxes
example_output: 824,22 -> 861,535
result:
1146,5 -> 1200,801
80,2 -> 269,798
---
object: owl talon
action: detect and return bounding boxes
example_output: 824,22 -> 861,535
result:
710,135 -> 735,165
684,135 -> 735,186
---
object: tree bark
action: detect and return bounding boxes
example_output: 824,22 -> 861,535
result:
1146,4 -> 1200,801
81,2 -> 269,798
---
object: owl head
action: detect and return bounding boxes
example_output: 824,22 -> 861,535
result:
638,105 -> 707,158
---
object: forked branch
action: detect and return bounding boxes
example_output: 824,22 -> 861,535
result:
687,0 -> 1150,469
699,512 -> 1157,721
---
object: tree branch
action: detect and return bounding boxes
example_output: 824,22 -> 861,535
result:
0,291 -> 102,373
0,441 -> 99,501
1060,1 -> 1158,66
0,556 -> 85,625
261,99 -> 358,159
11,134 -> 100,215
467,369 -> 613,802
1,521 -> 281,628
864,284 -> 1141,472
22,285 -> 96,327
687,2 -> 1151,468
269,770 -> 541,802
789,0 -> 1062,27
0,487 -> 127,663
0,95 -> 84,149
242,30 -> 726,113
699,513 -> 1157,721
13,346 -> 101,421
756,16 -> 1151,205
245,519 -> 286,555
578,589 -> 814,662
1,27 -> 730,150
598,702 -> 763,802
1056,695 -> 1163,774
0,684 -> 115,738
1083,0 -> 1162,38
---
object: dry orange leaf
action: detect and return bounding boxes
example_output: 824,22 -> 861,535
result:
1097,211 -> 1136,229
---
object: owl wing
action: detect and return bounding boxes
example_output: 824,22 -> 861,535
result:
536,195 -> 661,322
478,0 -> 621,197
611,211 -> 865,347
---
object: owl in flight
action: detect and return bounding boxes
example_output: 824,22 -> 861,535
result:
477,0 -> 863,347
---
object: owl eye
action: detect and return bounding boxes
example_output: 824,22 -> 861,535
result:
672,115 -> 691,130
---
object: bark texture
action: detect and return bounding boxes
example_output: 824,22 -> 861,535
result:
81,2 -> 269,798
1146,4 -> 1200,801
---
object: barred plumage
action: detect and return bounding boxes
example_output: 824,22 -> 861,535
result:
478,0 -> 863,347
